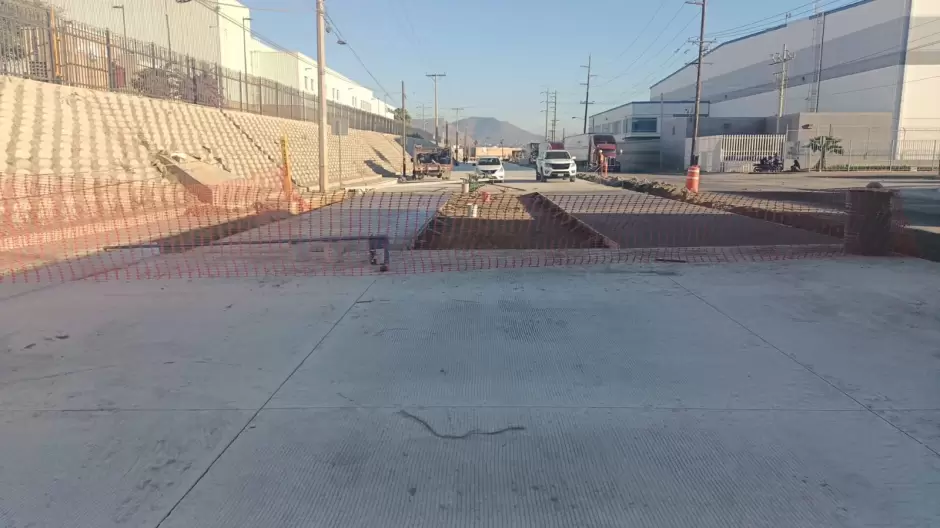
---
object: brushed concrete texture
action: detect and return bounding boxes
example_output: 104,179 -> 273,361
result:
270,269 -> 854,410
668,258 -> 940,411
0,259 -> 938,528
0,277 -> 374,410
0,409 -> 250,528
159,407 -> 940,528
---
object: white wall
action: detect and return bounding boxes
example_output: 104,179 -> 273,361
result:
217,1 -> 251,74
51,0 -> 394,119
650,0 -> 911,118
590,102 -> 709,136
48,0 -> 222,64
898,0 -> 940,136
709,66 -> 901,118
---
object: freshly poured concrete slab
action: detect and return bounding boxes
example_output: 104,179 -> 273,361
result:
668,259 -> 940,411
159,407 -> 940,528
0,409 -> 250,528
270,269 -> 853,410
0,277 -> 374,411
1,258 -> 939,528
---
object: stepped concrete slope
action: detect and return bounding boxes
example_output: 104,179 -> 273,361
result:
0,76 -> 406,189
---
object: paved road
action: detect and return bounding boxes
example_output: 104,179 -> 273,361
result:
1,259 -> 939,527
634,171 -> 940,192
641,171 -> 940,231
376,162 -> 616,194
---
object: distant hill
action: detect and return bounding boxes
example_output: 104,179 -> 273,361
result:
412,117 -> 542,147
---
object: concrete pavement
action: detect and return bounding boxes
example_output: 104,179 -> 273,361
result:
1,258 -> 939,527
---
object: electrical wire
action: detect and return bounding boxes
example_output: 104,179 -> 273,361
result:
707,0 -> 851,39
609,0 -> 670,62
597,2 -> 689,87
208,1 -> 313,13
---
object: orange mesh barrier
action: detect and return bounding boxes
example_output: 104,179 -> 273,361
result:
0,175 -> 919,283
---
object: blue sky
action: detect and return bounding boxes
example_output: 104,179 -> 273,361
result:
245,0 -> 849,134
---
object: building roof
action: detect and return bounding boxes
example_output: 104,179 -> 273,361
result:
649,0 -> 874,90
589,100 -> 705,120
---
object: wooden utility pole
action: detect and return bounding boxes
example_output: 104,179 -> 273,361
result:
688,0 -> 707,167
425,73 -> 446,144
580,55 -> 596,134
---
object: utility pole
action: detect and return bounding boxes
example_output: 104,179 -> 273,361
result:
540,89 -> 552,140
771,44 -> 795,134
415,103 -> 430,130
426,73 -> 446,144
452,106 -> 466,157
688,0 -> 707,167
401,80 -> 407,178
580,55 -> 596,134
315,0 -> 328,192
551,91 -> 559,141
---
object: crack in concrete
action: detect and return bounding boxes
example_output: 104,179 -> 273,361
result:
397,410 -> 525,440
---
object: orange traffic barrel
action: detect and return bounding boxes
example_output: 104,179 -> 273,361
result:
686,165 -> 700,192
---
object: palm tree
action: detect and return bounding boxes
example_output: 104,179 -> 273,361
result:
807,135 -> 844,171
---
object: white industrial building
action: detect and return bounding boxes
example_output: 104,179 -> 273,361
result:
650,0 -> 940,142
589,101 -> 709,138
46,0 -> 394,117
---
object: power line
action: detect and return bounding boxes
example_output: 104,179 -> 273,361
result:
706,0 -> 850,39
828,73 -> 940,96
612,16 -> 699,97
609,0 -> 670,62
209,1 -> 313,13
598,3 -> 689,87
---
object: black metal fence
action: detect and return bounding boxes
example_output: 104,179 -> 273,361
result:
0,0 -> 399,134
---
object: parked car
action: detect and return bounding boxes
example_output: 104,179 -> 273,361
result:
475,157 -> 505,181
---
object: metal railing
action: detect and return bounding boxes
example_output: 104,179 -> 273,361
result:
0,0 -> 398,134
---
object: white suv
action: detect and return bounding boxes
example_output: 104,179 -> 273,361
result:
536,150 -> 577,182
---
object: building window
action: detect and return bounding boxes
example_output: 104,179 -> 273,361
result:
632,117 -> 657,133
611,121 -> 621,134
352,96 -> 357,106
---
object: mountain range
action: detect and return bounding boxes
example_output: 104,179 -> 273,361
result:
411,117 -> 542,147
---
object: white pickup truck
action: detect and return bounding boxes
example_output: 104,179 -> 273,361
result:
535,149 -> 578,182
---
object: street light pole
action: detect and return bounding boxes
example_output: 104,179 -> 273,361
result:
316,0 -> 328,192
242,17 -> 251,112
164,0 -> 172,54
112,5 -> 127,40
